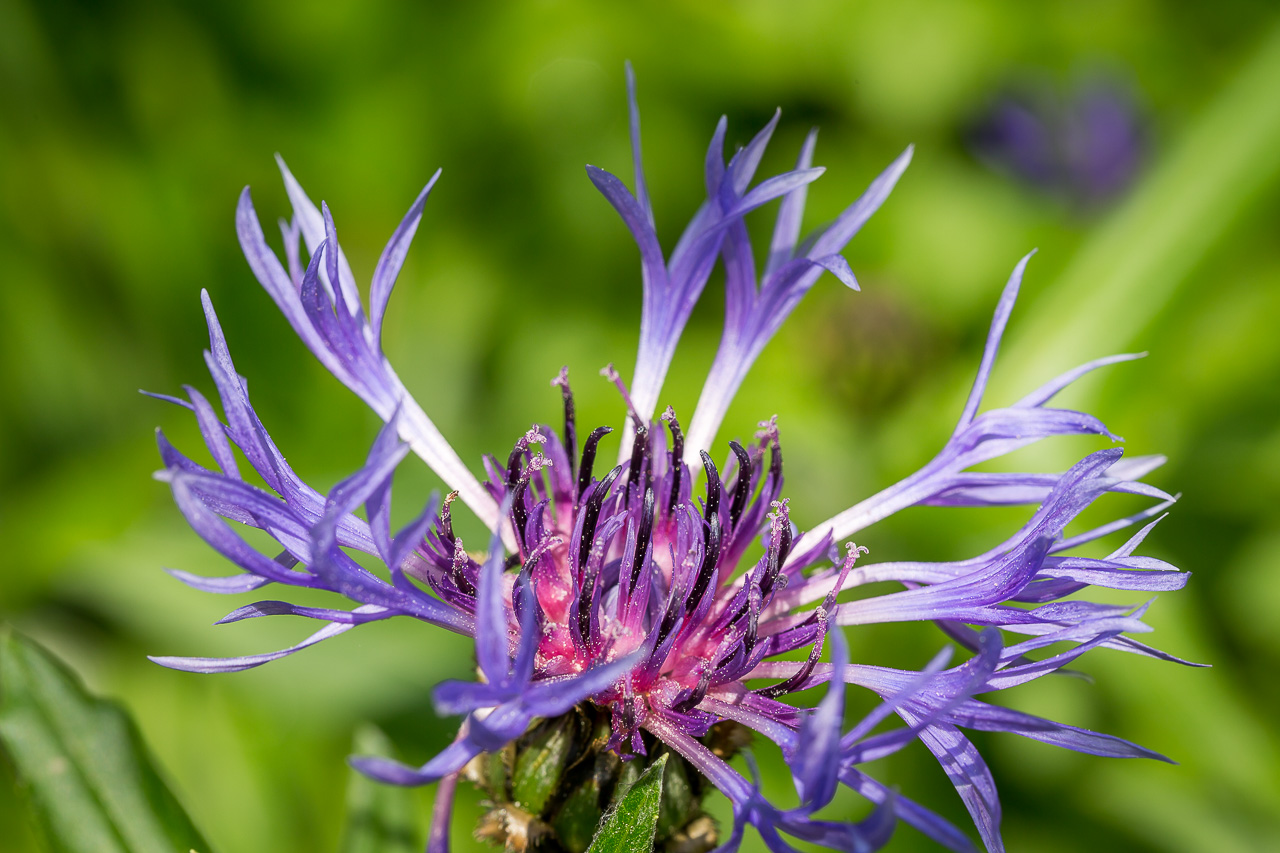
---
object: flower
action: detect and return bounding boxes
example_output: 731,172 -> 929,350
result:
969,75 -> 1146,207
149,65 -> 1194,853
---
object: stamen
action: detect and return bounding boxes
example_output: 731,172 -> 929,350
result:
450,537 -> 475,596
510,455 -> 552,552
522,534 -> 563,572
755,416 -> 784,496
742,584 -> 763,654
822,542 -> 867,612
700,450 -> 722,523
505,426 -> 546,489
674,666 -> 715,713
577,426 -> 614,505
601,362 -> 644,428
575,484 -> 622,652
756,544 -> 865,698
688,514 -> 722,616
727,440 -> 753,533
662,406 -> 685,514
511,486 -> 530,550
576,464 -> 624,574
439,490 -> 459,543
760,499 -> 792,597
576,574 -> 594,650
551,367 -> 577,482
626,421 -> 649,501
755,611 -> 828,699
651,575 -> 686,652
628,486 -> 657,594
687,452 -> 723,612
754,415 -> 780,444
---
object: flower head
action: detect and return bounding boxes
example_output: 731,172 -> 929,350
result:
150,66 -> 1193,853
970,75 -> 1146,206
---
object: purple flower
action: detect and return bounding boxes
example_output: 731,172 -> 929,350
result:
970,76 -> 1146,207
149,66 -> 1194,853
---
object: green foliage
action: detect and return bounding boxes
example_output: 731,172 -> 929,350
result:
586,753 -> 667,853
0,628 -> 210,853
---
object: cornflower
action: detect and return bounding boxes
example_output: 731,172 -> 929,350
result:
149,67 -> 1193,853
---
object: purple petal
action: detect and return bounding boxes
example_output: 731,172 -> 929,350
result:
585,166 -> 666,294
810,145 -> 913,258
520,651 -> 643,719
215,600 -> 393,626
183,385 -> 240,480
953,251 -> 1036,436
724,109 -> 781,197
473,522 -> 512,685
908,721 -> 1004,853
791,626 -> 847,809
275,155 -> 360,308
836,537 -> 1053,626
433,679 -> 511,716
234,189 -> 352,385
428,770 -> 460,853
1014,352 -> 1147,409
840,767 -> 977,853
624,61 -> 653,227
165,568 -> 271,594
703,117 -> 728,200
350,738 -> 478,787
946,699 -> 1172,762
729,167 -> 825,218
809,253 -> 859,291
370,170 -> 441,339
169,474 -> 317,586
150,617 -> 362,673
763,128 -> 819,279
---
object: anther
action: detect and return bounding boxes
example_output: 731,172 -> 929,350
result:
727,440 -> 753,533
510,455 -> 551,553
601,363 -> 644,427
674,667 -> 714,713
626,421 -> 648,501
577,426 -> 614,505
504,426 -> 545,490
662,406 -> 685,514
761,499 -> 792,597
440,490 -> 459,543
628,486 -> 656,594
450,537 -> 476,596
511,477 -> 531,550
700,450 -> 722,523
687,510 -> 721,614
576,464 -> 624,574
552,367 -> 577,482
756,613 -> 827,699
686,452 -> 724,612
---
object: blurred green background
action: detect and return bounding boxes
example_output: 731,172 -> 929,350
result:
2,1 -> 1279,851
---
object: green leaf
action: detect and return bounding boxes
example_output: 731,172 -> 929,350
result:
0,627 -> 211,853
338,724 -> 419,853
586,753 -> 667,853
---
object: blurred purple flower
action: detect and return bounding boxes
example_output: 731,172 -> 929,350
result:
970,76 -> 1146,206
149,65 -> 1193,853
